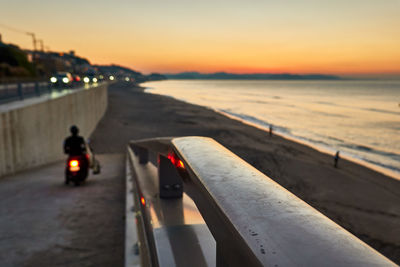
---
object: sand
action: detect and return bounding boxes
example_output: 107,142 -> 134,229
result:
91,82 -> 400,264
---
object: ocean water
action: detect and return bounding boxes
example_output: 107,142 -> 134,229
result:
144,79 -> 400,177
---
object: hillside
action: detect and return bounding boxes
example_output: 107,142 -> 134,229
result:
0,43 -> 36,78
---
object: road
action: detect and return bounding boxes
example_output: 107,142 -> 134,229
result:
0,154 -> 125,267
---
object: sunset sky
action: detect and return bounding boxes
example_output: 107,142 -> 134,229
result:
1,0 -> 399,76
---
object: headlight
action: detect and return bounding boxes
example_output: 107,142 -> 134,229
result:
93,78 -> 98,83
62,77 -> 69,83
125,77 -> 130,82
109,75 -> 115,81
83,77 -> 90,83
50,77 -> 57,83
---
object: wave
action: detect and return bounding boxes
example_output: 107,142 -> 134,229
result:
359,158 -> 400,173
315,101 -> 336,106
327,136 -> 345,143
363,108 -> 400,116
248,100 -> 270,104
313,101 -> 400,116
318,111 -> 349,118
340,143 -> 400,161
219,109 -> 291,134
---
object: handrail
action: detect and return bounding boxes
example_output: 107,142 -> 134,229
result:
129,136 -> 395,266
0,81 -> 50,102
0,81 -> 104,104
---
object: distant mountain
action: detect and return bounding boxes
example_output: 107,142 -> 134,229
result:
164,72 -> 340,80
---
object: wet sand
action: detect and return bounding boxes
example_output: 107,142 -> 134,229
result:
91,82 -> 400,264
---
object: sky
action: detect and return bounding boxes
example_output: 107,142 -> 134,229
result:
0,0 -> 399,76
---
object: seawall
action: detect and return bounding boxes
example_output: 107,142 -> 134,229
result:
0,83 -> 108,177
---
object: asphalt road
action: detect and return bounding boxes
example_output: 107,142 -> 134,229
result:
0,154 -> 125,267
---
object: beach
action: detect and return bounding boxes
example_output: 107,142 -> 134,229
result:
91,82 -> 400,263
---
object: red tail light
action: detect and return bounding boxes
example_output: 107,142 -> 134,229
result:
69,160 -> 80,172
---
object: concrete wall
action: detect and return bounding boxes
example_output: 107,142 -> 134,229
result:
0,83 -> 108,177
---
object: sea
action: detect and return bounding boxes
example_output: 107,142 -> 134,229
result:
143,79 -> 400,178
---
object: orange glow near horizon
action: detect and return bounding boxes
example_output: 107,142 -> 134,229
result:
1,0 -> 399,77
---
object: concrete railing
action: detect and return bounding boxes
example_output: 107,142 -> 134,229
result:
128,136 -> 395,267
0,83 -> 108,177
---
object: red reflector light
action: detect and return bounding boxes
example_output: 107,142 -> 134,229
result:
167,152 -> 185,169
167,153 -> 176,165
178,160 -> 184,168
140,196 -> 146,206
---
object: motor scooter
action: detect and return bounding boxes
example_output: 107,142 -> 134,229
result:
65,154 -> 89,186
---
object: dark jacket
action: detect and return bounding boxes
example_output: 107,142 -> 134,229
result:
64,135 -> 86,156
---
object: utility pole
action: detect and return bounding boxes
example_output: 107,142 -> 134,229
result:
26,32 -> 37,62
38,39 -> 44,52
26,32 -> 37,51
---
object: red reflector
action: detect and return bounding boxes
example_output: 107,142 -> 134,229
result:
167,153 -> 176,165
140,197 -> 146,206
167,152 -> 185,169
178,160 -> 184,168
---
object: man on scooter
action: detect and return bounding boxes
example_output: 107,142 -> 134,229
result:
64,125 -> 89,185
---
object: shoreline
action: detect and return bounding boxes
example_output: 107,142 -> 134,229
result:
92,82 -> 400,263
216,109 -> 400,181
143,86 -> 400,181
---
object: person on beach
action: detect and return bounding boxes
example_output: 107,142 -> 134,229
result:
269,125 -> 273,137
334,151 -> 340,168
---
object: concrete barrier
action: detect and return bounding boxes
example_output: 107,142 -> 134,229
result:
0,83 -> 108,177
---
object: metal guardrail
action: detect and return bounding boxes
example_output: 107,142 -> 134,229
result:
0,82 -> 101,104
0,81 -> 51,103
128,136 -> 395,267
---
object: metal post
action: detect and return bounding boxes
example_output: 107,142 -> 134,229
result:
17,83 -> 23,100
158,155 -> 183,198
35,82 -> 40,96
137,147 -> 149,164
216,243 -> 228,267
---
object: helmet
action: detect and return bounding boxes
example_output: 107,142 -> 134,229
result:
70,125 -> 79,135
